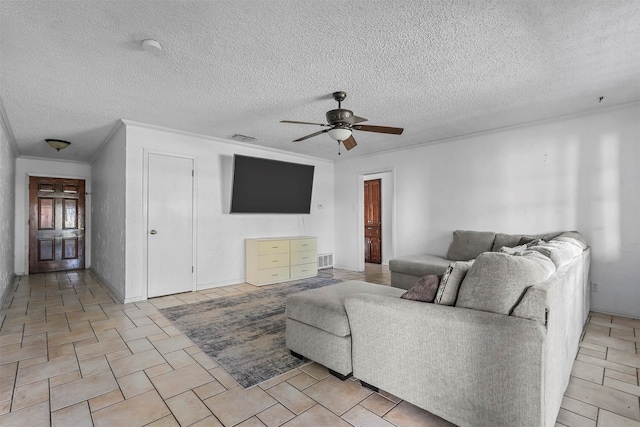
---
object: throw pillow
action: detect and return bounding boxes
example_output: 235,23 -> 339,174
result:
445,230 -> 496,261
401,274 -> 441,303
491,233 -> 524,252
497,244 -> 528,255
456,252 -> 556,315
434,260 -> 475,305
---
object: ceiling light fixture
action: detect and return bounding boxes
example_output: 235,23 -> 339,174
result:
327,127 -> 352,141
45,139 -> 71,151
142,39 -> 163,54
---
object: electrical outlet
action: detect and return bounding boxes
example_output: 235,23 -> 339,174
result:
591,282 -> 599,292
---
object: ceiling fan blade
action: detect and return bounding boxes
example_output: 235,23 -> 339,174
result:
353,124 -> 404,135
293,129 -> 329,142
281,120 -> 329,126
342,115 -> 368,125
342,135 -> 357,150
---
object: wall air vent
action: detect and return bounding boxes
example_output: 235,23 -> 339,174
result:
318,253 -> 333,269
231,134 -> 257,142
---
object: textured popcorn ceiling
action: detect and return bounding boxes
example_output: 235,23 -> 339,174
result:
1,1 -> 639,162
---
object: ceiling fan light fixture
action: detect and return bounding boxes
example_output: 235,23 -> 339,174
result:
45,139 -> 71,151
327,127 -> 352,141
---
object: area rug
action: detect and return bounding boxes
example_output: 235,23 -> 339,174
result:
160,277 -> 342,388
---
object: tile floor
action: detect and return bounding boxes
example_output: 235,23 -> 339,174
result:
0,266 -> 638,427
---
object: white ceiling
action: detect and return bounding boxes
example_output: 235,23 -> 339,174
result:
1,1 -> 639,162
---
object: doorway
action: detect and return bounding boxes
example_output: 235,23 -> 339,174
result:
364,178 -> 382,264
146,153 -> 194,298
29,177 -> 85,273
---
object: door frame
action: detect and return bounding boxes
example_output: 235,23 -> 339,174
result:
22,172 -> 91,275
357,168 -> 396,271
141,148 -> 197,300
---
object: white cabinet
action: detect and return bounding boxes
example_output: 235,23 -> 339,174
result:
246,237 -> 318,285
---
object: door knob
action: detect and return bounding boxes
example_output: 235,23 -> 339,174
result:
149,230 -> 157,235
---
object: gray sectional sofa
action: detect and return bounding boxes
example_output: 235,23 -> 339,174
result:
344,230 -> 591,427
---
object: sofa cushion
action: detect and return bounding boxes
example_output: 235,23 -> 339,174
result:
389,254 -> 451,277
401,275 -> 440,302
456,252 -> 556,315
527,240 -> 582,269
286,281 -> 404,337
556,231 -> 588,250
491,233 -> 525,251
434,260 -> 475,305
445,230 -> 496,261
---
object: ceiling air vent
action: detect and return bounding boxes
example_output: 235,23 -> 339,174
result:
231,134 -> 256,142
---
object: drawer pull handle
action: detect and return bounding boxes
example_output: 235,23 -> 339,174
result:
272,260 -> 278,263
301,257 -> 308,259
272,246 -> 279,249
301,270 -> 308,272
272,274 -> 278,277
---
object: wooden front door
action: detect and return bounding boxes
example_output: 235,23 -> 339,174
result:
364,179 -> 382,264
29,177 -> 85,273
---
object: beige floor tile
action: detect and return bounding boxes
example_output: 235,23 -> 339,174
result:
15,354 -> 78,386
75,336 -> 128,360
204,386 -> 277,427
209,367 -> 240,389
605,367 -> 638,385
52,401 -> 93,427
49,370 -> 82,388
164,349 -> 197,369
117,323 -> 165,341
11,378 -> 49,411
561,395 -> 598,420
583,332 -> 637,353
0,343 -> 47,364
257,403 -> 295,427
126,337 -> 155,354
342,404 -> 396,427
360,393 -> 398,417
286,372 -> 318,391
152,334 -> 196,354
383,401 -> 456,427
117,370 -> 155,398
50,370 -> 119,411
46,325 -> 95,347
92,390 -> 171,427
565,377 -> 640,421
603,377 -> 640,397
191,351 -> 218,370
576,354 -> 637,375
78,354 -> 110,377
88,389 -> 124,412
236,416 -> 267,427
556,408 -> 596,427
281,404 -> 351,427
193,380 -> 227,400
0,362 -> 17,381
303,375 -> 372,415
190,415 -> 225,427
165,390 -> 213,426
0,400 -> 50,426
598,410 -> 640,427
266,381 -> 315,415
571,359 -> 604,384
90,316 -> 135,331
48,342 -> 76,360
150,362 -> 214,399
145,362 -> 175,378
298,362 -> 329,381
109,348 -> 166,378
146,414 -> 181,426
259,369 -> 301,390
608,348 -> 640,369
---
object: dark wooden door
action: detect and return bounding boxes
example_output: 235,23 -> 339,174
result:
29,177 -> 85,273
364,179 -> 382,264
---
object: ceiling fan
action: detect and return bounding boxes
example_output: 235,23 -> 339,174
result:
281,91 -> 403,153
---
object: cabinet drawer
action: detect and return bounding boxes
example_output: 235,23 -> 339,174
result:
291,250 -> 316,266
257,253 -> 290,269
258,266 -> 290,284
290,263 -> 317,279
257,240 -> 290,255
290,238 -> 317,253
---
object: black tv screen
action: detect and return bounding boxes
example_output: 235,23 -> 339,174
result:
230,155 -> 315,214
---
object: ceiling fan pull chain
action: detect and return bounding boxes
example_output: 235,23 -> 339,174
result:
338,140 -> 341,155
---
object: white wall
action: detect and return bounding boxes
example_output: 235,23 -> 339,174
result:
13,157 -> 92,275
0,117 -> 16,301
121,122 -> 334,301
90,123 -> 127,300
335,103 -> 640,318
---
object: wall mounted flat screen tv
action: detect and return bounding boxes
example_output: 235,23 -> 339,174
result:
230,155 -> 315,214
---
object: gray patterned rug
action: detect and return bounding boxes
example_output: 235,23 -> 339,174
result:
160,277 -> 342,388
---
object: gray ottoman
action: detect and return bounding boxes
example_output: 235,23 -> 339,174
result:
285,280 -> 404,379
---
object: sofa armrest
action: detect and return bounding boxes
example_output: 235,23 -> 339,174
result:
345,294 -> 546,427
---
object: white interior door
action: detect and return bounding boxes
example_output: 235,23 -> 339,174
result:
147,153 -> 194,298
